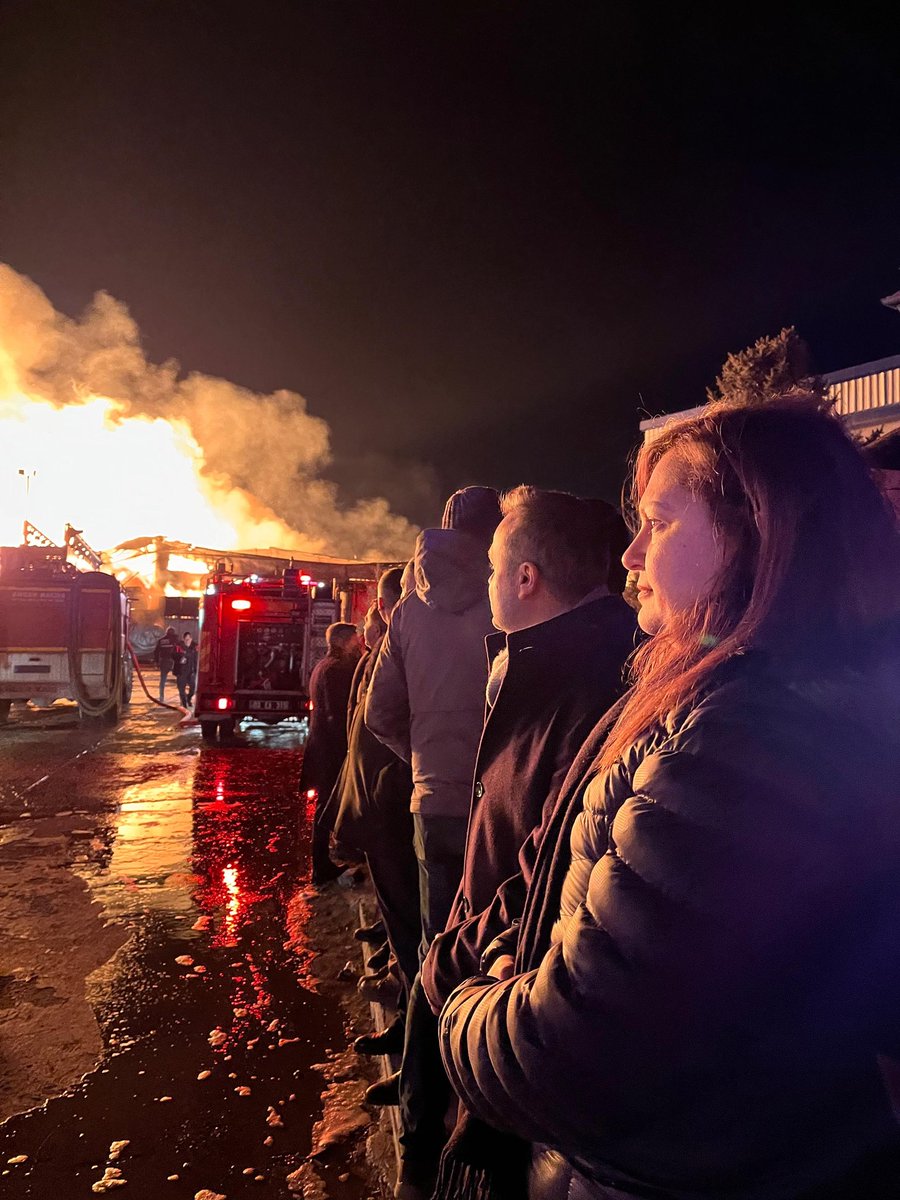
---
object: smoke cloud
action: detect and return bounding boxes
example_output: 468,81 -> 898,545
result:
0,264 -> 418,560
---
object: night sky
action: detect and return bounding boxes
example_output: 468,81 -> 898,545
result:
3,3 -> 899,525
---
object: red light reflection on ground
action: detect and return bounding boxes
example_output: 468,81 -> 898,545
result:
304,788 -> 317,821
186,745 -> 315,1046
222,863 -> 241,941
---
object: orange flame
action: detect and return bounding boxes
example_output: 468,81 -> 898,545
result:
0,391 -> 301,552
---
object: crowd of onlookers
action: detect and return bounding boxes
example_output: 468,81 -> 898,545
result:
299,396 -> 900,1200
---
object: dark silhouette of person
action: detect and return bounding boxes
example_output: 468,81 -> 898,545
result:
299,622 -> 361,884
175,632 -> 198,708
154,626 -> 183,702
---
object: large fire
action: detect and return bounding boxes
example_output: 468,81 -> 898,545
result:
0,265 -> 418,590
0,389 -> 300,553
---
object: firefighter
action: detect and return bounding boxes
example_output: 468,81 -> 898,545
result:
176,632 -> 198,709
154,626 -> 183,702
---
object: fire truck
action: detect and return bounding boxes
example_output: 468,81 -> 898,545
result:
195,565 -> 338,741
0,523 -> 132,724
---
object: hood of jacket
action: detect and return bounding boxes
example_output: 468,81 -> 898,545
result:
413,528 -> 491,615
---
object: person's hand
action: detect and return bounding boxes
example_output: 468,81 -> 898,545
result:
487,954 -> 514,981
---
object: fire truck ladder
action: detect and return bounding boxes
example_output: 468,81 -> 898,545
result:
22,520 -> 58,548
22,521 -> 104,572
19,521 -> 125,720
64,524 -> 103,571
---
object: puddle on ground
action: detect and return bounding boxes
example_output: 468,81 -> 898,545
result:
0,727 -> 370,1199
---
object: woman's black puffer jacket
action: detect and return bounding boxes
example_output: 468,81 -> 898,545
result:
440,652 -> 900,1199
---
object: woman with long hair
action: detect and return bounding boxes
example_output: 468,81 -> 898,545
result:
438,397 -> 900,1199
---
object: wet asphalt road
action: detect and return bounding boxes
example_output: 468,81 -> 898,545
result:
0,691 -> 377,1198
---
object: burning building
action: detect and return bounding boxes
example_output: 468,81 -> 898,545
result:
0,264 -> 417,649
107,536 -> 398,655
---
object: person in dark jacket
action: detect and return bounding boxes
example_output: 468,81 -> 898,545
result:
439,398 -> 900,1200
424,488 -> 636,1008
300,622 -> 361,884
333,583 -> 422,999
326,602 -> 388,869
392,488 -> 637,1197
154,626 -> 182,702
420,495 -> 638,1012
333,569 -> 421,1056
175,632 -> 198,709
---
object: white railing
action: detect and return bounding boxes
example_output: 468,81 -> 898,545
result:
826,356 -> 900,420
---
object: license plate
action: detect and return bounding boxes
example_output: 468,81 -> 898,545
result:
247,698 -> 291,713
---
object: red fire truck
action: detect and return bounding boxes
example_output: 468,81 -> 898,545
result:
0,525 -> 132,724
195,565 -> 329,741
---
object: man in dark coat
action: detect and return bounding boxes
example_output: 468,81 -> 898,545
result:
175,632 -> 198,708
395,488 -> 637,1198
154,626 -> 183,702
299,621 -> 361,884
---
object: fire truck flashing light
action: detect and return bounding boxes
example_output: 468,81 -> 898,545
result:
230,598 -> 251,610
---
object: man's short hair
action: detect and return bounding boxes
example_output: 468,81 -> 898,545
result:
326,622 -> 358,651
499,487 -> 628,603
865,427 -> 900,471
377,566 -> 404,610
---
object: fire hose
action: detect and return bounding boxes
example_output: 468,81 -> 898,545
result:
68,637 -> 122,718
70,638 -> 189,719
126,643 -> 191,716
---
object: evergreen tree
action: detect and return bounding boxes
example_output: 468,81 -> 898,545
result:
706,327 -> 830,409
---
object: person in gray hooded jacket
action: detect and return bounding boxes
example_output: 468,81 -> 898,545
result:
365,486 -> 502,954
